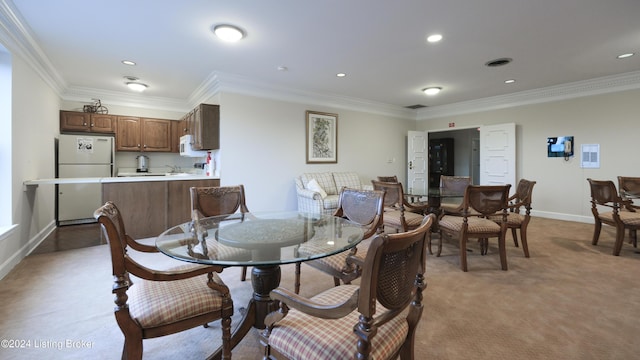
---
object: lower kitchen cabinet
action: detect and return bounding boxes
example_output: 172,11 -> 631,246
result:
102,179 -> 220,239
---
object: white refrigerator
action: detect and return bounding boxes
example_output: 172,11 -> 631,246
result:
56,134 -> 114,225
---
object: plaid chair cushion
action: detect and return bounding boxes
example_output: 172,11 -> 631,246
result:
488,213 -> 525,226
333,172 -> 362,191
384,209 -> 424,228
599,211 -> 640,226
269,285 -> 409,359
300,173 -> 338,195
439,215 -> 502,233
128,265 -> 225,328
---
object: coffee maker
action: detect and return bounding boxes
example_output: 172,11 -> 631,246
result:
136,155 -> 149,172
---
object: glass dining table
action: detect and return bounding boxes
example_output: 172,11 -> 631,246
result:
156,211 -> 365,359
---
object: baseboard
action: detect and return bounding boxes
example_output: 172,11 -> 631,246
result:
0,220 -> 56,280
531,210 -> 593,224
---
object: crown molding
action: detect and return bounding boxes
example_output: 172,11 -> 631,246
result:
191,71 -> 417,120
0,0 -> 65,95
62,86 -> 191,113
417,70 -> 640,120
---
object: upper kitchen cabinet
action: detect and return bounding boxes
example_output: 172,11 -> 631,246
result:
180,104 -> 219,150
60,111 -> 116,133
116,116 -> 172,152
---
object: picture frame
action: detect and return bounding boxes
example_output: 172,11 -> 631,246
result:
306,110 -> 338,164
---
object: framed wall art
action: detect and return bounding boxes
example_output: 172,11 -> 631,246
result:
306,110 -> 338,164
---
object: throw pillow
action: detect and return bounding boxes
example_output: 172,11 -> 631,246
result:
307,179 -> 328,198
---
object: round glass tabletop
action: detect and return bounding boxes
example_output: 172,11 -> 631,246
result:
156,211 -> 365,267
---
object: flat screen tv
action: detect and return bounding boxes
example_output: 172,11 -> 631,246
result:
547,136 -> 574,158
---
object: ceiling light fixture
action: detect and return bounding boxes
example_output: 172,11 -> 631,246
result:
427,34 -> 443,43
617,53 -> 634,59
213,24 -> 245,42
121,60 -> 136,66
422,87 -> 442,95
336,73 -> 346,77
126,82 -> 148,92
505,79 -> 516,84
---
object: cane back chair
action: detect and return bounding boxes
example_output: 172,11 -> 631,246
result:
260,214 -> 435,360
371,180 -> 427,232
438,184 -> 511,272
294,187 -> 385,293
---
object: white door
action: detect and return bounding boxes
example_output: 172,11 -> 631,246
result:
479,123 -> 516,188
406,131 -> 427,194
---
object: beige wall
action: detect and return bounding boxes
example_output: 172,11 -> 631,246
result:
215,92 -> 416,211
416,89 -> 640,222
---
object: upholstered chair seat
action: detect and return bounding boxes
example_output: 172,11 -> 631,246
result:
128,265 -> 227,328
266,285 -> 408,359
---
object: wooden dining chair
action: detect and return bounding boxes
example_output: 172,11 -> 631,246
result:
371,180 -> 427,232
618,176 -> 640,246
438,184 -> 511,271
94,201 -> 234,360
294,187 -> 385,293
376,175 -> 398,182
587,178 -> 640,255
261,214 -> 435,360
439,175 -> 471,215
489,179 -> 537,257
190,185 -> 252,280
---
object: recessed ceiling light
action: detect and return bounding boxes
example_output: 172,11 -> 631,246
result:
427,34 -> 443,43
617,53 -> 634,59
121,60 -> 136,66
505,79 -> 516,84
212,24 -> 245,42
277,66 -> 288,71
422,87 -> 442,95
126,82 -> 148,92
336,73 -> 346,78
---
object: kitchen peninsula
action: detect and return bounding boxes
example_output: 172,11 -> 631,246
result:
24,175 -> 220,238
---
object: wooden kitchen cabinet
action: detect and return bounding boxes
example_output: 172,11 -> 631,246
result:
115,116 -> 172,152
60,111 -> 115,133
179,103 -> 219,150
102,181 -> 167,239
102,178 -> 220,239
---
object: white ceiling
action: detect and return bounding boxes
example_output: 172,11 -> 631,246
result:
5,0 -> 640,115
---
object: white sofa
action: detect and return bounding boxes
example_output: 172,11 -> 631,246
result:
295,172 -> 373,215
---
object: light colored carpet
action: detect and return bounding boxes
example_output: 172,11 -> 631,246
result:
1,217 -> 639,359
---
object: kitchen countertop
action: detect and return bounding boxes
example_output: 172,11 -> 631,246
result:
23,174 -> 220,187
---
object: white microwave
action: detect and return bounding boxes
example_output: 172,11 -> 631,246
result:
179,135 -> 208,157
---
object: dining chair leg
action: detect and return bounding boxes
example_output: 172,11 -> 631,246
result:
591,220 -> 602,245
241,266 -> 248,281
499,235 -> 508,271
294,262 -> 301,294
520,228 -> 530,258
459,235 -> 468,272
511,228 -> 519,247
613,224 -> 626,256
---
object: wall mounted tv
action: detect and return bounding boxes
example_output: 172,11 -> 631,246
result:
547,136 -> 574,157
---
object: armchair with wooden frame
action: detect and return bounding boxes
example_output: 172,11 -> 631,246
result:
94,201 -> 234,360
488,179 -> 537,257
371,180 -> 427,232
438,184 -> 511,272
439,175 -> 471,215
294,187 -> 385,294
260,214 -> 435,360
617,176 -> 640,247
587,178 -> 640,255
190,185 -> 253,281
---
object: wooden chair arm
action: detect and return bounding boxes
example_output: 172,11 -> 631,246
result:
125,235 -> 158,253
268,286 -> 359,320
125,257 -> 225,282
